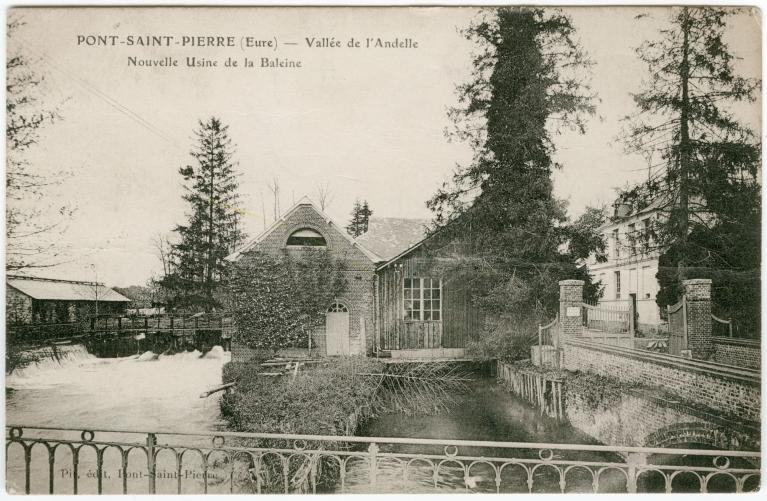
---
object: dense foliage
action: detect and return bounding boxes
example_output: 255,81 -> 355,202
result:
161,117 -> 246,311
228,249 -> 347,351
346,199 -> 373,237
620,7 -> 760,333
221,357 -> 384,435
425,8 -> 604,358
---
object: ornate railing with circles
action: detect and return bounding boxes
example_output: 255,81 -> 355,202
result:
5,425 -> 761,494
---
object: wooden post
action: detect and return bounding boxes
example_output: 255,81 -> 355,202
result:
629,293 -> 637,336
117,317 -> 122,332
538,324 -> 543,367
682,297 -> 688,349
728,319 -> 733,338
554,315 -> 561,369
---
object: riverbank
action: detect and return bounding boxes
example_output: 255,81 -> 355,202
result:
220,357 -> 385,435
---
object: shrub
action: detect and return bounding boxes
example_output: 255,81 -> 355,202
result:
221,357 -> 384,436
465,317 -> 536,362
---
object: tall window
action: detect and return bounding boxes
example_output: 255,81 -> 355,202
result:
404,277 -> 442,321
641,218 -> 652,251
614,271 -> 621,299
612,229 -> 620,260
627,223 -> 636,256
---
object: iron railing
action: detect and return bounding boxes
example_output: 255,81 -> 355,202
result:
580,302 -> 633,335
5,425 -> 760,494
711,314 -> 734,338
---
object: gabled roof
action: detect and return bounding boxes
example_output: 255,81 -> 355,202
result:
6,276 -> 131,302
225,196 -> 383,263
355,217 -> 430,262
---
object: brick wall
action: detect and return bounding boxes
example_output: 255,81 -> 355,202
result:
564,386 -> 759,450
712,338 -> 761,370
559,280 -> 584,340
563,338 -> 760,423
683,279 -> 713,359
233,203 -> 377,357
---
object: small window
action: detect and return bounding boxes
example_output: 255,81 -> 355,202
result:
287,228 -> 327,247
328,302 -> 348,313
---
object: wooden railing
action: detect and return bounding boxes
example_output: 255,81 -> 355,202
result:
7,314 -> 234,345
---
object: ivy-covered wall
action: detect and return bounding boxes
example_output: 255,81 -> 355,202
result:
233,203 -> 377,357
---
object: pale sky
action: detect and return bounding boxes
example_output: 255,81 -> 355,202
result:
7,6 -> 761,287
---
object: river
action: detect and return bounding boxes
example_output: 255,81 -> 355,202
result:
6,343 -> 230,494
5,349 -> 751,494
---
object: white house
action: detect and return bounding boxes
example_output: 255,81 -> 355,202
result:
585,200 -> 664,332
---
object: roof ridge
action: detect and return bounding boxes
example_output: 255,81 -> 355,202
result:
6,274 -> 105,286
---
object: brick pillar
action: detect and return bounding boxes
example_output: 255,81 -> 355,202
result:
683,278 -> 713,360
559,280 -> 584,340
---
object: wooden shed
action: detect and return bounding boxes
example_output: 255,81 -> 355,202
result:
374,239 -> 484,359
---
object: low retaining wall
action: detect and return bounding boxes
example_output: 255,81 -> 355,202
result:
563,338 -> 760,423
712,337 -> 760,370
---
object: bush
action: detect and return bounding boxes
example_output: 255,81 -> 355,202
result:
465,317 -> 536,362
221,357 -> 385,436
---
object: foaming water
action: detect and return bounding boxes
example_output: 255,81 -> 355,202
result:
6,343 -> 230,431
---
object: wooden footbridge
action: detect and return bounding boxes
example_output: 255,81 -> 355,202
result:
7,314 -> 234,349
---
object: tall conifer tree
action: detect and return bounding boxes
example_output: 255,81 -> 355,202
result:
619,7 -> 760,332
428,7 -> 600,325
170,117 -> 246,310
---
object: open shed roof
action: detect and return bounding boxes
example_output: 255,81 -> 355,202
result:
7,276 -> 130,302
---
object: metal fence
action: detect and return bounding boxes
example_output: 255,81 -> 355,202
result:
711,314 -> 734,338
581,302 -> 632,335
5,425 -> 760,494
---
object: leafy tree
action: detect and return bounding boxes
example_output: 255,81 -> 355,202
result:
165,117 -> 246,310
228,250 -> 347,352
426,7 -> 601,347
346,198 -> 373,237
619,7 -> 760,333
6,17 -> 71,271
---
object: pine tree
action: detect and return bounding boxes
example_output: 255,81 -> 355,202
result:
169,117 -> 246,310
619,7 -> 760,332
427,7 -> 600,330
347,199 -> 373,237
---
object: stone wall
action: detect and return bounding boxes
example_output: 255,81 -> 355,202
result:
712,338 -> 761,370
563,338 -> 760,423
235,203 -> 377,356
564,387 -> 759,451
6,286 -> 32,324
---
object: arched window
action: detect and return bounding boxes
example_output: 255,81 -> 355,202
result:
286,228 -> 327,247
328,302 -> 348,313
